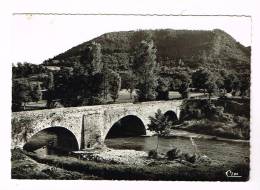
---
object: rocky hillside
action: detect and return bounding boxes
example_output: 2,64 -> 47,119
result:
43,29 -> 250,73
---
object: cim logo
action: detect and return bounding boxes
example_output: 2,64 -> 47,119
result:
225,170 -> 242,178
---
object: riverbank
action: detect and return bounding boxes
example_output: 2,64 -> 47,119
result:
168,129 -> 249,143
178,99 -> 250,140
12,148 -> 249,181
11,148 -> 102,179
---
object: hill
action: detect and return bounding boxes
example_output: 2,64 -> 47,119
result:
43,29 -> 250,73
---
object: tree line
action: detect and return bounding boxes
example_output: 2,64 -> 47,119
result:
12,37 -> 250,111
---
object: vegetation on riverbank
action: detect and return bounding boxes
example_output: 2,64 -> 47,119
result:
175,99 -> 250,140
12,148 -> 249,181
11,148 -> 101,180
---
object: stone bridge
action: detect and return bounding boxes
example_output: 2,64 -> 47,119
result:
11,100 -> 183,151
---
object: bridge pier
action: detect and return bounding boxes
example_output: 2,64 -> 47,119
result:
81,112 -> 104,150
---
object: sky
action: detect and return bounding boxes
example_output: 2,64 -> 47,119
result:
11,15 -> 251,64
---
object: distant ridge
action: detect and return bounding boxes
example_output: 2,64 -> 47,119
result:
43,29 -> 250,72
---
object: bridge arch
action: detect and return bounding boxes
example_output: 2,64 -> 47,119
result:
164,110 -> 179,124
104,115 -> 146,139
23,126 -> 79,154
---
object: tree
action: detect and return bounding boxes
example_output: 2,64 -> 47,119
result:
102,62 -> 110,100
192,68 -> 213,93
83,73 -> 104,105
232,77 -> 241,96
122,71 -> 136,99
78,42 -> 105,105
175,71 -> 191,99
178,82 -> 190,99
240,74 -> 250,98
80,42 -> 102,75
46,72 -> 55,108
31,82 -> 42,102
130,30 -> 153,53
148,109 -> 172,152
171,78 -> 182,91
51,67 -> 80,107
223,72 -> 239,94
12,80 -> 32,111
156,77 -> 169,100
206,81 -> 217,99
215,77 -> 224,94
109,71 -> 121,102
133,40 -> 158,101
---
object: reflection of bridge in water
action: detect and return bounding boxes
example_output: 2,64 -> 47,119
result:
12,100 -> 182,152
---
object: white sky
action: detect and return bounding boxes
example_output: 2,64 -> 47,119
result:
11,15 -> 251,64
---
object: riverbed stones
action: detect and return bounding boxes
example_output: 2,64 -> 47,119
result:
80,149 -> 148,165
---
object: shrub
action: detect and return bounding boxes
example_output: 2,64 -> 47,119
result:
233,116 -> 250,139
166,148 -> 201,164
148,109 -> 172,136
184,153 -> 197,163
148,109 -> 173,152
148,150 -> 158,159
192,109 -> 202,119
166,147 -> 183,160
233,116 -> 247,123
180,107 -> 203,121
196,155 -> 212,165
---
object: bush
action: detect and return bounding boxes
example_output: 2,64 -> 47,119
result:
166,147 -> 183,160
180,99 -> 226,122
233,116 -> 247,123
148,109 -> 172,136
148,150 -> 158,159
208,106 -> 225,121
196,155 -> 212,165
233,116 -> 250,139
180,108 -> 203,121
166,148 -> 202,164
192,109 -> 202,119
184,153 -> 197,163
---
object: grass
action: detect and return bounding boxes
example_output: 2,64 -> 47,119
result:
14,149 -> 249,181
11,149 -> 102,180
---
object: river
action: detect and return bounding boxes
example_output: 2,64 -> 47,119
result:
25,129 -> 250,165
105,136 -> 249,164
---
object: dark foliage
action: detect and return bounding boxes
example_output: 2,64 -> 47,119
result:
156,77 -> 170,100
133,40 -> 158,102
148,109 -> 172,136
12,62 -> 47,78
148,150 -> 158,159
166,147 -> 183,160
180,99 -> 225,121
